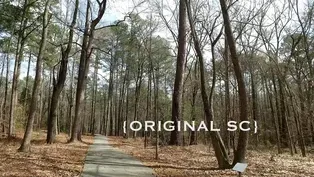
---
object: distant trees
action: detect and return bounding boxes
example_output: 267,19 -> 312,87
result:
1,0 -> 314,167
9,0 -> 31,138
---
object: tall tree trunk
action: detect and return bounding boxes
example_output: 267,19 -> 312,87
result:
208,28 -> 223,149
68,58 -> 76,137
0,56 -> 4,87
1,33 -> 13,128
311,120 -> 314,144
271,72 -> 282,149
70,1 -> 92,142
101,89 -> 107,135
107,52 -> 115,136
189,61 -> 198,145
123,70 -> 130,138
23,52 -> 32,107
153,67 -> 159,159
278,79 -> 294,155
114,69 -> 119,136
37,65 -> 44,131
223,38 -> 231,154
185,0 -> 230,169
0,56 -> 5,121
2,52 -> 10,132
145,17 -> 153,146
251,71 -> 259,147
219,0 -> 249,164
19,0 -> 50,152
289,90 -> 306,157
70,0 -> 107,142
265,79 -> 281,153
118,62 -> 127,136
145,71 -> 152,148
133,59 -> 144,138
47,0 -> 79,144
90,52 -> 99,135
47,69 -> 52,123
169,0 -> 187,146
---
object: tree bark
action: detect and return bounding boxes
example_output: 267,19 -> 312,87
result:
123,70 -> 130,138
19,0 -> 50,152
185,0 -> 230,169
145,70 -> 152,148
223,38 -> 231,154
251,70 -> 259,147
0,55 -> 5,121
189,61 -> 198,145
153,67 -> 159,160
68,58 -> 75,137
70,0 -> 107,142
169,0 -> 187,146
23,52 -> 32,107
47,0 -> 79,144
118,59 -> 127,136
133,55 -> 144,138
2,51 -> 10,133
265,79 -> 281,153
107,52 -> 115,136
219,0 -> 249,164
91,53 -> 99,135
114,69 -> 119,136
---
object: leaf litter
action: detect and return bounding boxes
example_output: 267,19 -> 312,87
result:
108,137 -> 314,177
0,130 -> 93,177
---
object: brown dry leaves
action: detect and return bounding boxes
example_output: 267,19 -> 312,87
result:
108,137 -> 314,177
0,130 -> 93,177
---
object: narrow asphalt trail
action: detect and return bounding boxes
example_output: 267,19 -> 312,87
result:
81,135 -> 155,177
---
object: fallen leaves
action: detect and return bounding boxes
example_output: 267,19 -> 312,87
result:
108,137 -> 314,177
0,130 -> 93,177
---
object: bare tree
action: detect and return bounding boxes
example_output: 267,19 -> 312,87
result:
19,0 -> 51,152
219,0 -> 249,164
169,0 -> 187,146
185,0 -> 231,169
46,0 -> 79,144
70,0 -> 107,142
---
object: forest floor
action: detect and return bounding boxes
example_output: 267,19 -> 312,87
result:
108,137 -> 314,177
0,130 -> 93,177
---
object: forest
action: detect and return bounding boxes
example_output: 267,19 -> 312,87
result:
0,0 -> 314,176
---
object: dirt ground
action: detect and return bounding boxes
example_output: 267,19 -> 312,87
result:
0,130 -> 93,177
108,137 -> 314,177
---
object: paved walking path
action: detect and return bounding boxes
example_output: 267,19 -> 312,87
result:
81,135 -> 155,177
